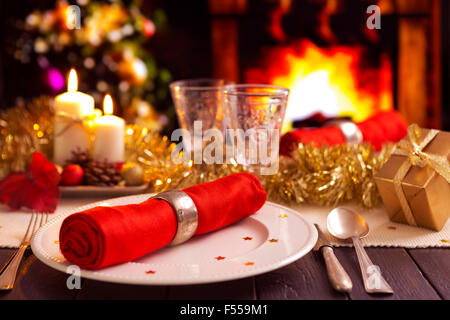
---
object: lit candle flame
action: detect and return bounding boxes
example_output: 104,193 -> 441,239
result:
103,94 -> 114,115
67,69 -> 78,92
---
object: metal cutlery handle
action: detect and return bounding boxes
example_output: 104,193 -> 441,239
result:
321,246 -> 353,293
0,245 -> 28,290
0,213 -> 48,290
351,236 -> 394,294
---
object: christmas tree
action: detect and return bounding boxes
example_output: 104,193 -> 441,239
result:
6,0 -> 171,132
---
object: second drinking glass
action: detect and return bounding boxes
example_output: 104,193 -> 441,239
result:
223,84 -> 289,175
170,79 -> 233,153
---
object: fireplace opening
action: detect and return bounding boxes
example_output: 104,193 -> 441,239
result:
208,0 -> 445,130
237,1 -> 396,131
244,40 -> 393,131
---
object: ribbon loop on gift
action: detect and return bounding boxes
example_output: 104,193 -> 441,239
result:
392,124 -> 450,226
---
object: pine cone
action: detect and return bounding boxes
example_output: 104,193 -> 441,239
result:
84,160 -> 123,186
66,148 -> 92,168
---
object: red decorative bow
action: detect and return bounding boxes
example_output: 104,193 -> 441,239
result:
0,152 -> 61,213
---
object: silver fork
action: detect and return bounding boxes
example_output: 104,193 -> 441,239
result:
0,212 -> 48,290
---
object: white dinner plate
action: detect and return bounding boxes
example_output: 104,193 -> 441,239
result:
31,194 -> 318,285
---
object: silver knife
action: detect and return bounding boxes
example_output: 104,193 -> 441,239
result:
314,224 -> 352,293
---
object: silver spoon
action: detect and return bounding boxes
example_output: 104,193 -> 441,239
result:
327,207 -> 394,294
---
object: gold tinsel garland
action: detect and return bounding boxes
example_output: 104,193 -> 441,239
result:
0,96 -> 54,179
2,101 -> 392,208
263,143 -> 393,208
127,125 -> 393,208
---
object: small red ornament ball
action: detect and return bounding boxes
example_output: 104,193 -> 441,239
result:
61,164 -> 84,186
143,19 -> 155,38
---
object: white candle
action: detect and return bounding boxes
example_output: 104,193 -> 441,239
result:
93,94 -> 125,163
54,69 -> 94,166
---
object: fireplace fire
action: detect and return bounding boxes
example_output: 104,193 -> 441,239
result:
208,0 -> 444,129
244,40 -> 393,131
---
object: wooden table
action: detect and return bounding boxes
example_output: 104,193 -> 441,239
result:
0,247 -> 448,300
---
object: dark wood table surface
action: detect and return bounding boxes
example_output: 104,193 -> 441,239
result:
0,246 -> 448,300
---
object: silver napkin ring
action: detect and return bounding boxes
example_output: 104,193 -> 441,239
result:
150,190 -> 198,246
326,120 -> 363,144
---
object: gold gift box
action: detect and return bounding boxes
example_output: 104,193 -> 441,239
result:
374,128 -> 450,231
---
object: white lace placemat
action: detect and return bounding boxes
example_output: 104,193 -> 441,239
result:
293,203 -> 449,248
0,196 -> 448,248
0,197 -> 106,248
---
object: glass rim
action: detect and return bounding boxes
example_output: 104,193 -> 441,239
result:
169,78 -> 234,91
222,84 -> 290,98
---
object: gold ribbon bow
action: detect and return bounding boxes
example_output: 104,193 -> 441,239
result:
55,111 -> 99,154
55,111 -> 97,137
392,124 -> 450,226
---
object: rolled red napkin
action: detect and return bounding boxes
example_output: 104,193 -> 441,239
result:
59,173 -> 267,269
280,111 -> 408,155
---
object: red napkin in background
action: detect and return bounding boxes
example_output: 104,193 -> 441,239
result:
0,152 -> 61,213
280,111 -> 408,155
59,173 -> 267,269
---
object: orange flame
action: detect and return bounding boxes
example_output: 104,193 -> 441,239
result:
67,69 -> 78,92
245,40 -> 393,132
103,94 -> 114,115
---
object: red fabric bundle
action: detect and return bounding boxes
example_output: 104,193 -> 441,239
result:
280,111 -> 408,155
59,173 -> 267,269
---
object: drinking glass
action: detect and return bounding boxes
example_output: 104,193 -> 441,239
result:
170,79 -> 233,153
223,84 -> 289,175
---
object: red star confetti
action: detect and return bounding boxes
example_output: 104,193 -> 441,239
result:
145,270 -> 156,274
215,256 -> 225,260
243,236 -> 253,241
244,262 -> 254,266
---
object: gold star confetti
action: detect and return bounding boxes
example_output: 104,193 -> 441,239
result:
268,238 -> 278,243
387,226 -> 397,230
244,262 -> 254,266
279,214 -> 288,218
54,240 -> 60,244
215,256 -> 225,260
243,236 -> 253,241
440,239 -> 449,243
145,270 -> 156,274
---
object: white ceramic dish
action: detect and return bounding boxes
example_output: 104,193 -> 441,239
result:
31,194 -> 317,285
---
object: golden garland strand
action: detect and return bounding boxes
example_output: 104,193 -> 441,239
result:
0,96 -> 54,179
265,143 -> 393,208
127,126 -> 393,208
2,101 -> 392,208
